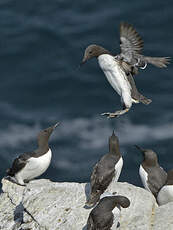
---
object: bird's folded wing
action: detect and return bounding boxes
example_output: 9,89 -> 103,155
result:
148,168 -> 167,197
91,163 -> 115,191
9,152 -> 35,175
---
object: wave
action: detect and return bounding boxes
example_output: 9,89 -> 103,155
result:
57,117 -> 173,148
0,116 -> 173,150
0,123 -> 41,148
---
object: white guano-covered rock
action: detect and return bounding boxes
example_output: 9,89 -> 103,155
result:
0,178 -> 172,230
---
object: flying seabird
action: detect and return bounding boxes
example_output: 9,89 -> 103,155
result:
81,22 -> 170,118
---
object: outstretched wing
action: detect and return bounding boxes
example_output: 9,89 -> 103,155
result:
119,22 -> 144,64
7,152 -> 35,176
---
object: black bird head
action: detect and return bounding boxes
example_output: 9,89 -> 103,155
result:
135,145 -> 158,166
80,44 -> 110,65
37,122 -> 60,149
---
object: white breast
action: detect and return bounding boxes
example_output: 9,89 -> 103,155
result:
114,157 -> 123,181
112,207 -> 121,229
15,149 -> 52,182
139,165 -> 151,192
157,185 -> 173,206
98,54 -> 131,96
107,157 -> 123,191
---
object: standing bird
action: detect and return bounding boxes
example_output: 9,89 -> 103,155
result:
157,169 -> 173,205
87,195 -> 130,230
135,145 -> 167,198
81,22 -> 170,118
6,123 -> 59,186
86,131 -> 123,207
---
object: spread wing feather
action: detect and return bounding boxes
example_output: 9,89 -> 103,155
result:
120,22 -> 144,64
119,22 -> 170,70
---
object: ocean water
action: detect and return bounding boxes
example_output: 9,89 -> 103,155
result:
0,0 -> 173,188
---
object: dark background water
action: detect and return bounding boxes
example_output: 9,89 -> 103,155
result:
0,0 -> 173,188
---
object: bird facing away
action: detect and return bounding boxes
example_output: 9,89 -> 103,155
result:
135,145 -> 167,198
6,123 -> 59,186
86,131 -> 123,207
81,22 -> 170,118
86,195 -> 130,230
157,169 -> 173,205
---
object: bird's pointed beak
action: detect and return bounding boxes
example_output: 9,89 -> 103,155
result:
80,54 -> 88,67
53,122 -> 60,129
134,145 -> 145,152
80,59 -> 86,67
112,130 -> 115,136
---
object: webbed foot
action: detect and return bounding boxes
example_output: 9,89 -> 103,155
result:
101,108 -> 129,118
101,112 -> 120,118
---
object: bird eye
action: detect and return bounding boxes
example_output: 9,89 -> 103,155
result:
89,51 -> 92,54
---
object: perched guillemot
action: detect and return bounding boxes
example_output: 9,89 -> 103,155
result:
6,123 -> 59,186
81,22 -> 170,118
135,145 -> 167,198
157,169 -> 173,205
86,131 -> 123,207
87,195 -> 130,230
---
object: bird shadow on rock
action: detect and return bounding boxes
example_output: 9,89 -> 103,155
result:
82,225 -> 87,230
13,201 -> 24,228
83,183 -> 91,209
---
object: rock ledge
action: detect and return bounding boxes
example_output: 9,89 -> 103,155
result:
0,178 -> 173,230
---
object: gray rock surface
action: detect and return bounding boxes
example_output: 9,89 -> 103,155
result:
0,178 -> 172,230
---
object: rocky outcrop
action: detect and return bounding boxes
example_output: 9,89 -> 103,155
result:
0,178 -> 173,230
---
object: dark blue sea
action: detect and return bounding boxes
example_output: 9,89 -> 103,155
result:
0,0 -> 173,188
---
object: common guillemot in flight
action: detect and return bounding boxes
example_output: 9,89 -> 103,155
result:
86,131 -> 123,207
86,194 -> 130,230
81,22 -> 170,118
135,145 -> 167,198
157,169 -> 173,205
6,123 -> 59,186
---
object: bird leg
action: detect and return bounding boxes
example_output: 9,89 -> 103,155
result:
101,107 -> 129,118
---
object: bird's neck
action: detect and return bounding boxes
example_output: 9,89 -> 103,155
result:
109,145 -> 121,157
36,143 -> 49,155
143,159 -> 157,167
96,46 -> 111,57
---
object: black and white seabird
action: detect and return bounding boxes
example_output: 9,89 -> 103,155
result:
86,131 -> 123,207
6,123 -> 59,186
135,145 -> 167,198
81,22 -> 170,118
157,169 -> 173,205
87,195 -> 130,230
